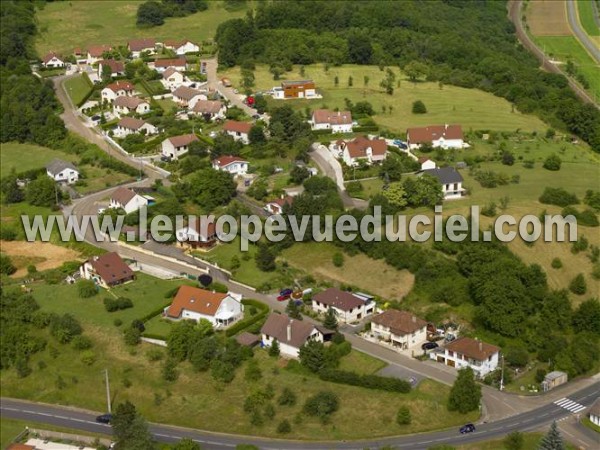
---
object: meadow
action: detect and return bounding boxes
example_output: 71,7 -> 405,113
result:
35,1 -> 247,56
1,142 -> 78,177
577,0 -> 600,38
64,74 -> 93,107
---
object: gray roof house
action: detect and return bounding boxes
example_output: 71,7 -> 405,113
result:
46,159 -> 79,184
421,167 -> 465,200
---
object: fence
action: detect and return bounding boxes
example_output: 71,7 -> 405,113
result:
24,428 -> 112,447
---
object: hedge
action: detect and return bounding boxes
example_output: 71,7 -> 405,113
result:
225,299 -> 269,337
353,125 -> 379,133
139,301 -> 172,323
311,129 -> 333,137
319,369 -> 412,393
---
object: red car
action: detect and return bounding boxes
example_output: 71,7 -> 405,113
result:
277,293 -> 291,301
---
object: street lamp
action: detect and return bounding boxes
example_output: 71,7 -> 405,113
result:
499,354 -> 505,391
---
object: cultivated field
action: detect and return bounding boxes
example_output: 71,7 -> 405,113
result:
527,0 -> 571,35
1,241 -> 82,277
35,1 -> 247,56
220,64 -> 548,134
0,142 -> 78,177
577,0 -> 600,38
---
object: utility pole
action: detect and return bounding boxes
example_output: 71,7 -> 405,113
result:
104,369 -> 112,413
499,355 -> 505,391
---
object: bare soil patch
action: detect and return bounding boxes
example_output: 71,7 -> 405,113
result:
1,240 -> 82,277
527,0 -> 572,36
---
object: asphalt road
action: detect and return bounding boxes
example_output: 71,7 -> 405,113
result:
566,0 -> 600,64
3,382 -> 599,449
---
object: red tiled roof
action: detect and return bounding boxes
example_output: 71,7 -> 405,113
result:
87,252 -> 134,285
154,58 -> 186,68
117,117 -> 146,130
407,124 -> 463,144
445,337 -> 500,361
213,155 -> 248,168
99,59 -> 124,74
313,288 -> 364,312
73,47 -> 82,55
167,134 -> 198,148
42,52 -> 62,64
267,196 -> 293,208
185,218 -> 217,240
344,135 -> 387,158
372,310 -> 427,336
7,444 -> 35,450
223,120 -> 252,134
88,44 -> 112,57
106,81 -> 135,93
192,100 -> 223,115
313,109 -> 352,125
114,96 -> 147,109
166,285 -> 228,318
128,38 -> 156,52
164,39 -> 197,48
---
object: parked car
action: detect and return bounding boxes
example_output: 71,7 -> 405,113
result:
277,293 -> 291,302
96,413 -> 112,424
280,288 -> 293,297
460,424 -> 476,434
421,342 -> 439,351
252,114 -> 260,120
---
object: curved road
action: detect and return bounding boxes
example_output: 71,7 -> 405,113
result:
3,381 -> 599,449
566,0 -> 600,63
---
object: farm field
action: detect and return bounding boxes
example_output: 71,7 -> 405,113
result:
527,0 -> 571,35
220,65 -> 548,134
1,241 -> 82,278
35,1 -> 247,56
63,74 -> 93,107
0,142 -> 78,177
577,0 -> 600,38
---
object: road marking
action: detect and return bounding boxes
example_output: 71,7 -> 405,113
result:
554,397 -> 586,414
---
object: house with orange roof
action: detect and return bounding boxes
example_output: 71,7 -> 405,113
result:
41,52 -> 65,68
339,135 -> 388,166
430,336 -> 500,377
86,44 -> 112,64
311,109 -> 353,133
101,81 -> 135,102
223,120 -> 252,144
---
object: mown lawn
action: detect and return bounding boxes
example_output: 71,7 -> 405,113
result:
63,74 -> 93,107
456,432 -> 578,450
0,418 -> 110,448
338,349 -> 388,375
577,0 -> 600,37
219,64 -> 548,134
35,1 -> 247,56
0,142 -> 78,177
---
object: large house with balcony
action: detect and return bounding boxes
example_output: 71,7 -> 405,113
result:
406,124 -> 464,150
370,310 -> 428,351
430,337 -> 500,377
311,109 -> 353,133
312,288 -> 375,323
80,252 -> 134,289
340,135 -> 388,166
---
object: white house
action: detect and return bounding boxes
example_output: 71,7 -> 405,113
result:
589,398 -> 600,426
151,58 -> 187,73
311,109 -> 353,133
161,134 -> 199,160
127,38 -> 156,58
418,157 -> 437,171
191,100 -> 226,120
420,167 -> 464,200
264,196 -> 293,215
164,39 -> 200,55
406,124 -> 464,150
41,52 -> 65,68
312,288 -> 375,323
165,285 -> 243,329
340,136 -> 387,166
109,187 -> 149,214
430,337 -> 500,378
97,59 -> 124,78
46,159 -> 79,184
114,117 -> 158,138
113,96 -> 150,117
370,310 -> 428,351
161,68 -> 188,91
261,313 -> 324,359
79,252 -> 135,289
212,155 -> 249,176
101,81 -> 135,103
172,85 -> 206,108
176,219 -> 218,249
223,120 -> 252,144
86,44 -> 112,65
272,80 -> 317,99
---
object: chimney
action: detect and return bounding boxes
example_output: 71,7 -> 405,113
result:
412,315 -> 416,323
445,124 -> 448,130
478,342 -> 483,351
287,321 -> 292,342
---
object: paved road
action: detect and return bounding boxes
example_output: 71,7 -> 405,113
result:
508,1 -> 598,107
566,0 -> 600,63
3,382 -> 599,449
204,57 -> 257,116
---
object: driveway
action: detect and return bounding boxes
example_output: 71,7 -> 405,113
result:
203,57 -> 257,116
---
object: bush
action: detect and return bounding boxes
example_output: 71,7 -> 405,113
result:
278,387 -> 297,406
571,235 -> 589,254
504,346 -> 529,367
114,318 -> 123,327
396,406 -> 411,425
539,187 -> 579,207
501,151 -> 515,166
412,100 -> 427,114
71,335 -> 93,351
303,391 -> 339,421
0,253 -> 17,275
332,252 -> 344,267
543,154 -> 562,171
80,350 -> 96,366
277,419 -> 292,434
551,258 -> 563,269
104,296 -> 133,312
123,327 -> 141,346
569,273 -> 587,295
319,369 -> 411,393
562,207 -> 599,227
77,280 -> 97,298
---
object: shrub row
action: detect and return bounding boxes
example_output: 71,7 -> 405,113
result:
353,125 -> 380,132
319,369 -> 412,393
225,299 -> 269,337
104,296 -> 133,312
139,301 -> 172,324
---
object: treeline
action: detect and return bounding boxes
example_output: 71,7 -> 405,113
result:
137,0 -> 208,27
215,0 -> 600,151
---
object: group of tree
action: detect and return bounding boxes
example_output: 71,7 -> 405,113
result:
137,0 -> 208,27
172,167 -> 237,211
371,174 -> 443,214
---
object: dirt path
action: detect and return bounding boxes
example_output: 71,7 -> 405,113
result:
1,240 -> 82,277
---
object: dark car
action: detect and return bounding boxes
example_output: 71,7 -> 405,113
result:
280,288 -> 293,297
96,413 -> 112,424
91,115 -> 101,121
460,423 -> 476,434
252,114 -> 261,120
421,342 -> 439,351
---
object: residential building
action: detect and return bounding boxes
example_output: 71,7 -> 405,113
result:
191,100 -> 226,120
151,57 -> 187,73
312,288 -> 375,323
406,124 -> 464,150
370,310 -> 427,351
161,134 -> 199,160
543,371 -> 568,391
420,167 -> 464,200
86,44 -> 112,65
172,85 -> 206,108
101,81 -> 135,103
164,39 -> 200,55
109,187 -> 149,214
223,120 -> 252,144
311,109 -> 353,133
340,135 -> 387,166
272,80 -> 317,99
264,196 -> 293,215
127,38 -> 156,58
418,157 -> 437,171
80,252 -> 134,288
176,219 -> 217,248
431,337 -> 500,377
161,67 -> 188,91
114,117 -> 158,138
46,159 -> 79,184
212,155 -> 249,176
41,52 -> 65,68
165,285 -> 243,328
113,96 -> 150,117
260,313 -> 324,358
589,397 -> 600,426
97,59 -> 124,78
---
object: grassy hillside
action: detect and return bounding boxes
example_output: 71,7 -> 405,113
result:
0,142 -> 78,177
220,64 -> 548,134
35,1 -> 247,56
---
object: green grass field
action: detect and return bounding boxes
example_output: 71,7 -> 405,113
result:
577,0 -> 600,36
456,432 -> 578,450
535,36 -> 600,99
63,74 -> 93,106
35,1 -> 247,56
0,142 -> 78,177
219,64 -> 548,134
0,418 -> 110,448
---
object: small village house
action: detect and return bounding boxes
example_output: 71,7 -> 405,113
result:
312,288 -> 375,323
80,252 -> 134,289
264,196 -> 293,215
311,109 -> 353,133
101,81 -> 135,103
418,157 -> 437,171
161,68 -> 188,91
272,80 -> 317,99
86,44 -> 112,65
172,85 -> 206,108
46,159 -> 79,184
212,155 -> 249,176
114,117 -> 158,138
161,134 -> 199,160
165,285 -> 243,329
97,59 -> 124,79
340,135 -> 388,166
176,219 -> 218,248
41,52 -> 65,68
191,100 -> 226,120
127,38 -> 156,58
261,313 -> 325,359
109,187 -> 149,214
223,120 -> 252,144
420,167 -> 464,200
163,39 -> 200,55
151,57 -> 187,73
406,124 -> 464,150
430,337 -> 500,377
370,310 -> 428,351
113,96 -> 151,117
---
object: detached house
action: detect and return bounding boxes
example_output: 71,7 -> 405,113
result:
97,59 -> 124,78
172,85 -> 206,108
312,288 -> 375,323
418,157 -> 437,171
311,109 -> 353,133
165,285 -> 243,328
161,134 -> 199,160
370,310 -> 427,351
109,187 -> 149,214
101,81 -> 135,103
340,136 -> 387,166
176,219 -> 217,248
114,117 -> 158,138
264,196 -> 293,215
420,167 -> 464,200
152,58 -> 187,73
191,100 -> 226,120
46,159 -> 79,184
406,124 -> 464,150
113,96 -> 150,117
212,155 -> 249,176
164,39 -> 200,55
41,52 -> 65,68
161,68 -> 188,91
223,120 -> 252,144
86,44 -> 112,64
431,337 -> 500,378
272,80 -> 317,99
127,38 -> 156,58
261,313 -> 325,359
80,252 -> 134,289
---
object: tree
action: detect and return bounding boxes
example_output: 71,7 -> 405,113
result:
0,253 -> 17,275
396,406 -> 411,425
299,340 -> 326,372
538,421 -> 566,450
278,387 -> 297,406
572,298 -> 600,334
162,357 -> 179,381
245,359 -> 262,382
569,273 -> 587,295
447,367 -> 481,414
543,154 -> 562,171
348,76 -> 353,87
504,431 -> 524,450
211,359 -> 235,383
502,151 -> 515,166
323,308 -> 338,331
136,1 -> 165,27
26,176 -> 59,206
412,100 -> 427,114
303,391 -> 339,422
403,176 -> 443,208
379,68 -> 395,95
383,182 -> 408,210
380,156 -> 403,182
173,438 -> 202,450
255,244 -> 276,272
290,165 -> 310,185
77,280 -> 97,298
285,299 -> 302,320
123,326 -> 141,346
248,125 -> 266,146
178,168 -> 236,211
332,252 -> 344,267
112,401 -> 155,450
268,339 -> 280,357
277,419 -> 291,433
404,61 -> 429,82
334,75 -> 339,86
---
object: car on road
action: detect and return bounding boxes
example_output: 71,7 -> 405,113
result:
460,423 -> 476,434
280,288 -> 293,297
252,114 -> 261,120
96,413 -> 112,424
421,342 -> 439,351
277,294 -> 291,301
